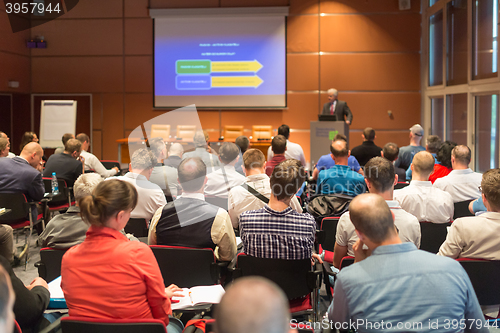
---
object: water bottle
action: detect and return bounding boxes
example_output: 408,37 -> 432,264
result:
51,172 -> 59,195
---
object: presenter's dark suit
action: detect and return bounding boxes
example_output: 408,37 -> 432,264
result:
322,100 -> 353,123
0,156 -> 44,202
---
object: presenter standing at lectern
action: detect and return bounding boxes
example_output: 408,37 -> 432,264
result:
321,88 -> 353,125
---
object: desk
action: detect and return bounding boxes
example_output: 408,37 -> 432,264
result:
0,209 -> 11,217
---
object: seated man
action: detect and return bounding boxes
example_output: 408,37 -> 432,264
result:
350,127 -> 382,167
406,134 -> 442,180
381,142 -> 406,183
234,135 -> 250,175
43,138 -> 83,188
317,137 -> 366,196
312,134 -> 362,181
265,135 -> 287,177
0,266 -> 14,333
164,143 -> 183,169
394,124 -> 425,171
0,131 -> 15,158
182,131 -> 220,173
0,138 -> 10,158
433,145 -> 482,202
215,277 -> 294,333
76,133 -> 119,178
394,151 -> 454,223
38,173 -> 103,249
240,160 -> 316,260
205,142 -> 245,198
115,148 -> 166,222
332,157 -> 420,268
148,157 -> 237,261
148,138 -> 180,199
439,169 -> 500,260
267,124 -> 306,166
228,149 -> 302,229
54,133 -> 74,155
327,193 -> 486,332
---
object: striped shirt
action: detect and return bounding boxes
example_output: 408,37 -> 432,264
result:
239,206 -> 316,260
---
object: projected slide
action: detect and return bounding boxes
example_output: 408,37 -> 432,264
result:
154,16 -> 286,108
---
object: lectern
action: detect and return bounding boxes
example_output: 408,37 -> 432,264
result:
310,121 -> 349,166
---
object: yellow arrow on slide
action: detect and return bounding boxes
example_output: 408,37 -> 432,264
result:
212,60 -> 263,73
211,76 -> 263,88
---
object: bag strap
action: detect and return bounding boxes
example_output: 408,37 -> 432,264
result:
240,183 -> 269,204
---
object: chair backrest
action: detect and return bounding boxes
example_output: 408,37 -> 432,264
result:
419,222 -> 451,253
124,218 -> 148,238
14,320 -> 22,333
150,245 -> 218,288
235,254 -> 314,300
100,160 -> 121,170
394,182 -> 409,190
223,125 -> 244,140
453,200 -> 474,220
318,217 -> 339,253
205,196 -> 228,211
339,256 -> 354,270
60,316 -> 167,333
457,258 -> 500,306
251,125 -> 272,140
42,178 -> 70,205
0,193 -> 30,224
151,124 -> 171,141
38,247 -> 67,283
176,125 -> 197,140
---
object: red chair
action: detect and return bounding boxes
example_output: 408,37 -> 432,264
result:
60,316 -> 167,333
14,320 -> 22,333
42,178 -> 75,214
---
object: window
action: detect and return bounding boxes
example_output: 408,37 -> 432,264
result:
475,94 -> 499,172
446,0 -> 468,85
429,11 -> 444,86
446,93 -> 468,145
431,97 -> 445,139
472,0 -> 498,80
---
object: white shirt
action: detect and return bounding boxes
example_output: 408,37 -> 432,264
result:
394,180 -> 454,223
267,140 -> 306,167
228,173 -> 302,229
80,150 -> 118,178
336,200 -> 421,256
438,212 -> 500,260
433,168 -> 482,203
114,172 -> 166,222
7,152 -> 15,158
204,165 -> 245,198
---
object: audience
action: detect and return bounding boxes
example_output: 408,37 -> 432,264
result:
215,277 -> 294,333
267,124 -> 306,167
0,266 -> 14,333
164,142 -> 183,169
38,173 -> 103,249
228,149 -> 302,229
234,135 -> 250,175
332,157 -> 420,268
265,135 -> 287,177
0,142 -> 45,262
0,138 -> 10,158
394,151 -> 454,223
240,160 -> 317,261
434,145 -> 482,202
19,131 -> 39,152
76,133 -> 119,178
327,193 -> 486,331
381,142 -> 406,183
61,179 -> 184,333
317,137 -> 366,196
406,134 -> 442,180
0,255 -> 50,332
182,131 -> 220,173
429,140 -> 457,183
0,132 -> 15,157
205,142 -> 245,198
43,138 -> 83,188
350,127 -> 382,166
394,124 -> 425,171
114,148 -> 166,222
148,157 -> 237,261
312,134 -> 362,181
148,138 -> 180,199
54,133 -> 74,155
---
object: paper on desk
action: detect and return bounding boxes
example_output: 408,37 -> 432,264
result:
48,276 -> 64,299
170,285 -> 225,310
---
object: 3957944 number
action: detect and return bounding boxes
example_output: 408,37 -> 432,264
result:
5,2 -> 61,14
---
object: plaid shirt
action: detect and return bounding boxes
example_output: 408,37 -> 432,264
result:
239,205 -> 316,260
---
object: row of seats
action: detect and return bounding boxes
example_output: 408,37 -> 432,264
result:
150,124 -> 275,141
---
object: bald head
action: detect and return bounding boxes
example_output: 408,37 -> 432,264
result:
411,151 -> 435,178
349,193 -> 395,244
0,132 -> 7,139
178,157 -> 206,192
215,277 -> 291,333
20,142 -> 44,168
169,143 -> 184,157
451,145 -> 471,168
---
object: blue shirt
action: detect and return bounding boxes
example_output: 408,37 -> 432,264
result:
317,165 -> 366,196
395,145 -> 425,171
316,154 -> 361,172
472,197 -> 487,214
328,243 -> 487,333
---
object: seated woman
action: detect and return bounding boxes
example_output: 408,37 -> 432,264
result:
61,179 -> 183,333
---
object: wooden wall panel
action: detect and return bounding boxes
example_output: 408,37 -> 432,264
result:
125,19 -> 153,55
150,0 -> 219,8
287,16 -> 319,53
92,93 -> 102,130
350,131 -> 411,151
11,93 -> 31,155
284,93 -> 319,128
320,14 -> 421,52
320,0 -> 421,14
289,0 -> 318,15
92,130 -> 102,159
0,53 -> 30,93
32,57 -> 123,93
289,131 -> 310,166
101,94 -> 124,160
31,19 -> 123,56
124,93 -> 155,130
320,54 -> 421,91
198,111 -> 220,130
287,54 -> 319,91
0,12 -> 30,56
61,0 -> 123,19
125,56 -> 153,93
125,0 -> 149,17
220,0 -> 288,6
